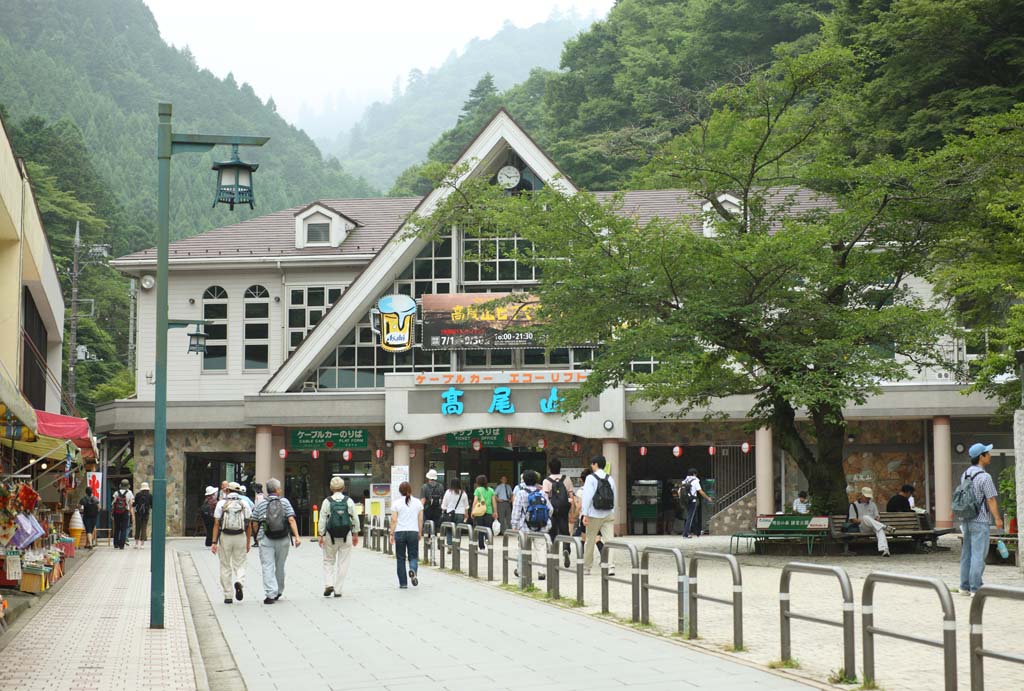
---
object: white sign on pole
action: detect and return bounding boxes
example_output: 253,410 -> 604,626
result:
390,465 -> 409,504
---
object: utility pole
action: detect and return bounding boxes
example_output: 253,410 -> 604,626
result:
68,222 -> 81,407
128,278 -> 137,371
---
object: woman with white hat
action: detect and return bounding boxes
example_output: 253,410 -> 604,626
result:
202,486 -> 218,547
133,481 -> 153,549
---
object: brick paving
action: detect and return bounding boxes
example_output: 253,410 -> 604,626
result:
0,546 -> 195,691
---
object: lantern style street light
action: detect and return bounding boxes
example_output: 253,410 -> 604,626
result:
151,103 -> 268,629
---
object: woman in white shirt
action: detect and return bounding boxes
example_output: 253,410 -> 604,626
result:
440,478 -> 469,548
390,482 -> 423,589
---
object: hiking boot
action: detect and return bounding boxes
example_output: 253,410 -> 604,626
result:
409,570 -> 418,587
400,585 -> 408,589
323,587 -> 334,597
263,597 -> 276,605
563,551 -> 571,569
234,582 -> 243,601
223,598 -> 232,604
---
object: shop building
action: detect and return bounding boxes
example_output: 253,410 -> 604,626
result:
97,110 -> 1005,537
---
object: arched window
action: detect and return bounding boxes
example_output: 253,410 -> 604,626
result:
202,286 -> 228,371
243,285 -> 270,370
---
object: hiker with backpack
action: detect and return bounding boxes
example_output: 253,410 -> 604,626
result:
510,469 -> 552,581
317,476 -> 360,597
581,456 -> 616,576
111,479 -> 134,550
681,469 -> 713,538
78,487 -> 100,549
201,486 -> 218,547
543,459 -> 575,568
956,443 -> 1002,597
420,468 -> 445,537
211,481 -> 252,604
251,477 -> 302,604
133,482 -> 153,548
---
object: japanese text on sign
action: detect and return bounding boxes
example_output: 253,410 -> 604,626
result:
289,428 -> 369,450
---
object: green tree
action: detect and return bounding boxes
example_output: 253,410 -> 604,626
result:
460,73 -> 497,122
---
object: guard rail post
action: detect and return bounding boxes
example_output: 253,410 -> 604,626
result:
779,562 -> 855,679
969,585 -> 1024,691
383,515 -> 393,555
470,526 -> 494,580
862,572 -> 956,691
361,522 -> 370,549
551,535 -> 585,605
501,530 -> 525,586
438,522 -> 455,570
453,522 -> 474,573
422,520 -> 436,566
522,531 -> 553,591
600,541 -> 640,622
640,546 -> 686,633
688,551 -> 743,649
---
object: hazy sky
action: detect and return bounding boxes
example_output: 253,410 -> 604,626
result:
143,0 -> 614,125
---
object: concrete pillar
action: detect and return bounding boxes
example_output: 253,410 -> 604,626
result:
602,439 -> 625,536
933,416 -> 953,529
407,444 -> 425,494
755,426 -> 773,516
393,440 -> 410,467
1015,411 -> 1024,576
255,425 -> 272,485
270,427 -> 286,484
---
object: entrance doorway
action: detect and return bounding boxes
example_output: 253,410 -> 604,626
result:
284,451 -> 374,535
185,453 -> 255,536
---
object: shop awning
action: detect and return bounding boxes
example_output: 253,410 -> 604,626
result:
0,369 -> 38,439
35,410 -> 96,460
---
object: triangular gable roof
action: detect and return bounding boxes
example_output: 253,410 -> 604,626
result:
293,201 -> 362,227
262,108 -> 577,393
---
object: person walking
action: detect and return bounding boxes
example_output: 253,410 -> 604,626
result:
471,474 -> 497,553
543,459 -> 575,567
132,482 -> 152,548
441,478 -> 469,549
111,480 -> 133,550
573,468 -> 603,555
201,486 -> 218,547
390,481 -> 423,589
211,481 -> 252,604
681,469 -> 713,537
318,477 -> 360,598
420,469 -> 445,537
847,487 -> 895,557
495,475 -> 513,532
510,470 -> 552,581
251,478 -> 302,604
581,456 -> 616,576
78,487 -> 100,549
958,443 -> 1002,597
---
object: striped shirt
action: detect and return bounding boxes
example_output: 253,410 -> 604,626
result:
961,467 -> 998,525
251,495 -> 296,540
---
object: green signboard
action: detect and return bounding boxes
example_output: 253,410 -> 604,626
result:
756,514 -> 829,532
289,428 -> 369,450
445,428 -> 505,448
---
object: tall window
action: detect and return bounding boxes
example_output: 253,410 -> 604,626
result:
288,285 -> 345,353
243,285 -> 270,370
462,233 -> 537,284
202,286 -> 228,371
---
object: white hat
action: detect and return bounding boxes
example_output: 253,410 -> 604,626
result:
204,486 -> 217,496
426,469 -> 438,480
140,482 -> 150,491
227,481 -> 241,492
861,487 -> 874,499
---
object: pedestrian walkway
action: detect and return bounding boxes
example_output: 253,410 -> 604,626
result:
184,540 -> 815,691
0,546 -> 195,691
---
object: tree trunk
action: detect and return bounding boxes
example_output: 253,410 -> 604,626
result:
771,398 -> 850,515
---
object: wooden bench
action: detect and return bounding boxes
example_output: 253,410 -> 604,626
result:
830,512 -> 939,554
957,533 -> 1018,565
731,515 -> 831,555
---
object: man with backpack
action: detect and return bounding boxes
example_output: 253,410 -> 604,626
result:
681,469 -> 713,538
419,468 -> 444,537
581,456 -> 617,576
111,479 -> 134,550
956,443 -> 1002,597
251,478 -> 302,605
511,470 -> 552,582
542,459 -> 575,568
317,476 -> 360,597
211,482 -> 252,604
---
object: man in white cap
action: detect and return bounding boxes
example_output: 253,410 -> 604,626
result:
847,487 -> 894,557
958,442 -> 1001,597
211,481 -> 252,604
420,468 -> 444,536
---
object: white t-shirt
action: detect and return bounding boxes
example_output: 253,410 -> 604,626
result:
441,490 -> 469,515
392,497 -> 423,532
683,476 -> 701,498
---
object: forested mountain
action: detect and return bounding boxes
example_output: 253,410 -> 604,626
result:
323,15 -> 592,191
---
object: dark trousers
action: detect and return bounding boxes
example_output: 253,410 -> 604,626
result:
135,512 -> 150,541
113,513 -> 131,548
549,512 -> 571,553
683,500 -> 700,537
424,508 -> 442,536
395,531 -> 419,586
474,515 -> 491,549
202,514 -> 215,547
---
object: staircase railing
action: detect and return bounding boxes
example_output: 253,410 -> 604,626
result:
709,476 -> 756,518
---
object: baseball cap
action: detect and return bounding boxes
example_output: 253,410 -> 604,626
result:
968,443 -> 993,459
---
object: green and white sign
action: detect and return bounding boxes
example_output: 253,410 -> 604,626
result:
290,428 -> 369,450
445,428 -> 505,448
756,514 -> 829,531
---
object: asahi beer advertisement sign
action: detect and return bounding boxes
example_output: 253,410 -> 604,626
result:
421,293 -> 538,350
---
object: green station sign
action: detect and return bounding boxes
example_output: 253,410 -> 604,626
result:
289,428 -> 369,450
445,428 -> 505,448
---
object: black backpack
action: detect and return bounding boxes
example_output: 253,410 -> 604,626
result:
81,495 -> 99,519
549,475 -> 570,516
135,491 -> 152,516
593,474 -> 615,511
424,483 -> 444,511
264,497 -> 289,539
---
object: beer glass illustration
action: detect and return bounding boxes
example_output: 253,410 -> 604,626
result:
370,294 -> 417,352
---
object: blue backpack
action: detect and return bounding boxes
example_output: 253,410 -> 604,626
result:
525,488 -> 549,531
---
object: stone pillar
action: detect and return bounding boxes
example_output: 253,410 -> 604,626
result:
1015,411 -> 1024,576
602,439 -> 625,536
255,425 -> 272,485
407,444 -> 425,495
933,416 -> 953,529
755,426 -> 774,516
270,427 -> 286,484
393,441 -> 410,468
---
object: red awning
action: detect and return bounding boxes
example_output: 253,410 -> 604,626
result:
34,409 -> 96,459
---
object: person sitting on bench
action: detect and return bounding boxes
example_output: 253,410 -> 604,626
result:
848,487 -> 896,557
886,485 -> 915,513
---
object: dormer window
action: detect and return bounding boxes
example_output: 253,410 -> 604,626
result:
701,193 -> 742,238
294,202 -> 360,249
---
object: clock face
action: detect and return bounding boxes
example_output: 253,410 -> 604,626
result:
497,165 -> 521,189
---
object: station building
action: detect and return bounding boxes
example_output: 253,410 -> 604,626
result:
96,110 -> 1006,537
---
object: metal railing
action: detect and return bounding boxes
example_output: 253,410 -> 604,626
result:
501,530 -> 526,586
382,516 -> 393,555
522,532 -> 552,590
709,476 -> 757,518
862,572 -> 957,691
438,521 -> 455,569
779,562 -> 855,679
640,546 -> 686,633
550,535 -> 585,606
422,520 -> 436,566
970,584 -> 1024,691
469,526 -> 494,580
452,523 -> 474,572
601,541 -> 640,622
689,551 -> 743,649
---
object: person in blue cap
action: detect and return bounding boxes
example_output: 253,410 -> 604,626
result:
959,442 -> 1002,597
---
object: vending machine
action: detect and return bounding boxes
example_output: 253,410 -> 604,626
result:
630,479 -> 660,535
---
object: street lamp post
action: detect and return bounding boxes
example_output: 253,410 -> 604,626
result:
152,103 -> 267,628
